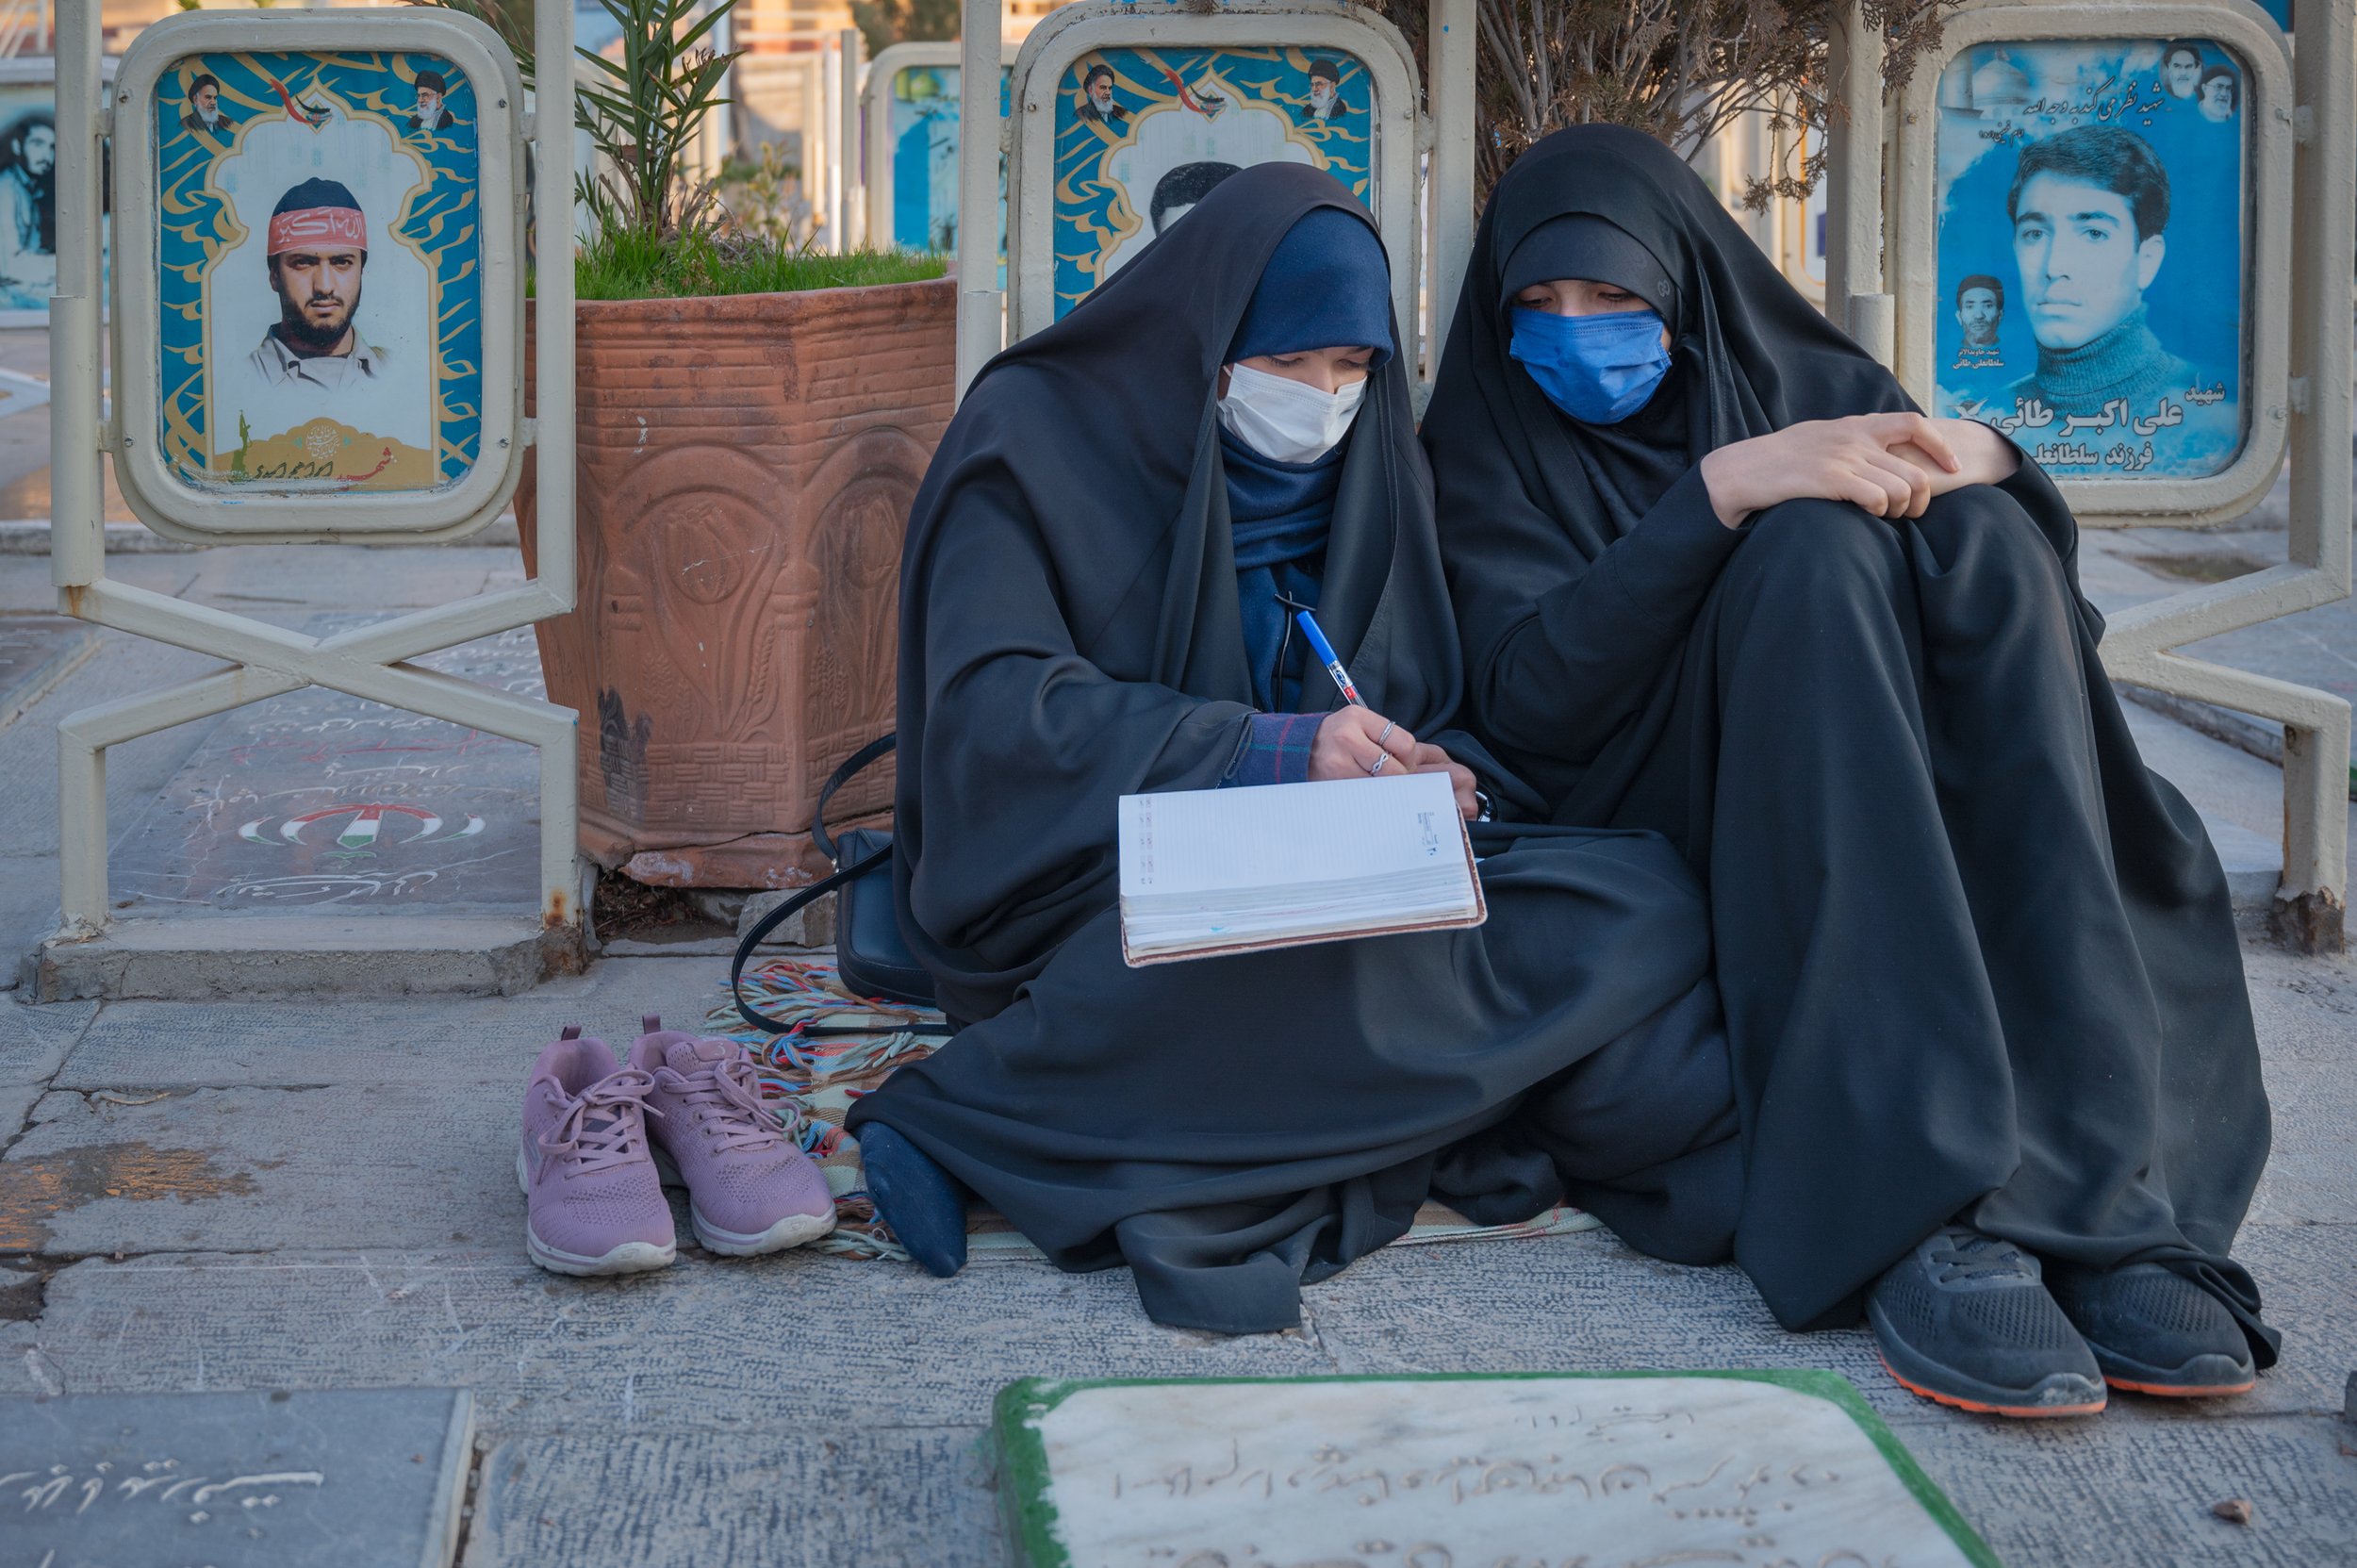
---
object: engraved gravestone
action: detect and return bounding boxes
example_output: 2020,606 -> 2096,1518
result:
993,1372 -> 1997,1567
0,1387 -> 473,1568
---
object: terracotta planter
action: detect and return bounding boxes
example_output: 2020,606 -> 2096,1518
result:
517,278 -> 955,888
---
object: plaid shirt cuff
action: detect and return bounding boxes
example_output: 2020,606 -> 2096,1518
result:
1221,712 -> 1320,788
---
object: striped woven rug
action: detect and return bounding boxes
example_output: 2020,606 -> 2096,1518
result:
705,956 -> 1599,1263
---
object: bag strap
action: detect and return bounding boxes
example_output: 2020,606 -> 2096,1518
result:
811,733 -> 896,864
728,839 -> 891,1033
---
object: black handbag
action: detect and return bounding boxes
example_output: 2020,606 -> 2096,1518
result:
729,734 -> 946,1033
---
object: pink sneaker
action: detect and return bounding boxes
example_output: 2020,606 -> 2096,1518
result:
517,1027 -> 676,1277
628,1015 -> 835,1257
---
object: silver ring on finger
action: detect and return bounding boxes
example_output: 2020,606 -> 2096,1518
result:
1367,751 -> 1388,775
1376,719 -> 1398,749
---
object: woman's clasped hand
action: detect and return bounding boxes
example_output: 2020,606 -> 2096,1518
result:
1696,410 -> 2022,528
1308,706 -> 1480,818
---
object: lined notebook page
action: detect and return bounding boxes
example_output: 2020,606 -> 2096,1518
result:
1119,772 -> 1464,900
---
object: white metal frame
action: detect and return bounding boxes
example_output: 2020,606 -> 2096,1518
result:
1889,1 -> 2295,526
1002,1 -> 1424,359
47,0 -> 584,941
833,26 -> 865,250
108,12 -> 528,543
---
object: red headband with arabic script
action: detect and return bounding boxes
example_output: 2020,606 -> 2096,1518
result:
266,178 -> 368,256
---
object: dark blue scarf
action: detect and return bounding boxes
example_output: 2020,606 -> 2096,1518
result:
1223,427 -> 1341,710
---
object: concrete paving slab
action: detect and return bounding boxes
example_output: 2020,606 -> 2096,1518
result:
465,1427 -> 999,1568
2241,943 -> 2357,1065
104,624 -> 544,920
0,1387 -> 474,1568
1,1086 -> 528,1254
0,614 -> 97,732
1900,1406 -> 2357,1568
0,629 -> 237,863
2224,1224 -> 2357,1420
2248,1055 -> 2357,1227
18,1249 -> 1334,1430
0,1081 -> 34,1147
51,955 -> 721,1089
0,996 -> 95,1083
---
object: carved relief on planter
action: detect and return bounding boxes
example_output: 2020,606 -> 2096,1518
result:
518,278 -> 955,881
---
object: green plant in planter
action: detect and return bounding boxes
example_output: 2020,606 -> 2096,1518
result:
420,0 -> 945,300
574,228 -> 945,301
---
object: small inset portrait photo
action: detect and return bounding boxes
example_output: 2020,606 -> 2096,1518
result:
2160,40 -> 2203,101
408,69 -> 456,136
181,72 -> 234,139
1950,272 -> 2004,368
1304,58 -> 1346,124
1078,63 -> 1127,125
2197,63 -> 2238,124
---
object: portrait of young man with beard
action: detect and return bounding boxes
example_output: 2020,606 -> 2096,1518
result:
246,177 -> 384,392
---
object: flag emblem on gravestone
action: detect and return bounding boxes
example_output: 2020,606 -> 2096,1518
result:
238,802 -> 487,850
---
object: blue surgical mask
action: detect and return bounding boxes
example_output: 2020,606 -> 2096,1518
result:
1508,306 -> 1673,424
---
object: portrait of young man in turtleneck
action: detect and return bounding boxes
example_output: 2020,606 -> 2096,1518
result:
2001,124 -> 2198,422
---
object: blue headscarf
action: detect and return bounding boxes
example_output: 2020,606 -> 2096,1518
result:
1224,206 -> 1393,709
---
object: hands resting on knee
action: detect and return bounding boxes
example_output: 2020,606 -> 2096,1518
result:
1698,413 -> 2021,529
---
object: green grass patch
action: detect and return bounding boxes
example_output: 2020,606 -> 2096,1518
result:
544,228 -> 946,302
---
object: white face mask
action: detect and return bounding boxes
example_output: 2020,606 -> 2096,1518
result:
1216,361 -> 1367,465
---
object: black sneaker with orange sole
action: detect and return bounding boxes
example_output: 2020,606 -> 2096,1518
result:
1866,1227 -> 2107,1418
2044,1261 -> 2258,1398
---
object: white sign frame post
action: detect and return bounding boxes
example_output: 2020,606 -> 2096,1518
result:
41,0 -> 586,992
1887,0 -> 2349,946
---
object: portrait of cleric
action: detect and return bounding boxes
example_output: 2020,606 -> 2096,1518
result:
408,70 -> 457,135
1303,58 -> 1346,123
1078,64 -> 1127,125
1933,38 -> 2244,479
181,74 -> 236,139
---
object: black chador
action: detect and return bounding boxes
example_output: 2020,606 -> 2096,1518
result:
844,162 -> 1743,1334
1424,126 -> 2276,1382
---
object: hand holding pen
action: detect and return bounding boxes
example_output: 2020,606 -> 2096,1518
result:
1291,606 -> 1477,817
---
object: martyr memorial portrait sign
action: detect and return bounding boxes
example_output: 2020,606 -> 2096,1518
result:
1932,36 -> 2250,480
111,12 -> 524,542
1008,4 -> 1422,349
1047,44 -> 1376,317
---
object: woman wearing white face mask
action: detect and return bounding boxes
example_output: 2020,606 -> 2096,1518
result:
844,163 -> 1745,1334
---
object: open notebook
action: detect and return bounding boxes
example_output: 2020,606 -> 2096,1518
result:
1116,771 -> 1487,966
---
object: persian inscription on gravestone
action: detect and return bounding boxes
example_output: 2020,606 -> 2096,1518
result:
1002,1374 -> 1993,1568
0,1387 -> 473,1568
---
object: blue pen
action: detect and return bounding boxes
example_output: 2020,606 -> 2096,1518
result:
1293,608 -> 1364,707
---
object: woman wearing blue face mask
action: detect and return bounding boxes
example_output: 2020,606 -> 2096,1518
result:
1425,126 -> 2275,1421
